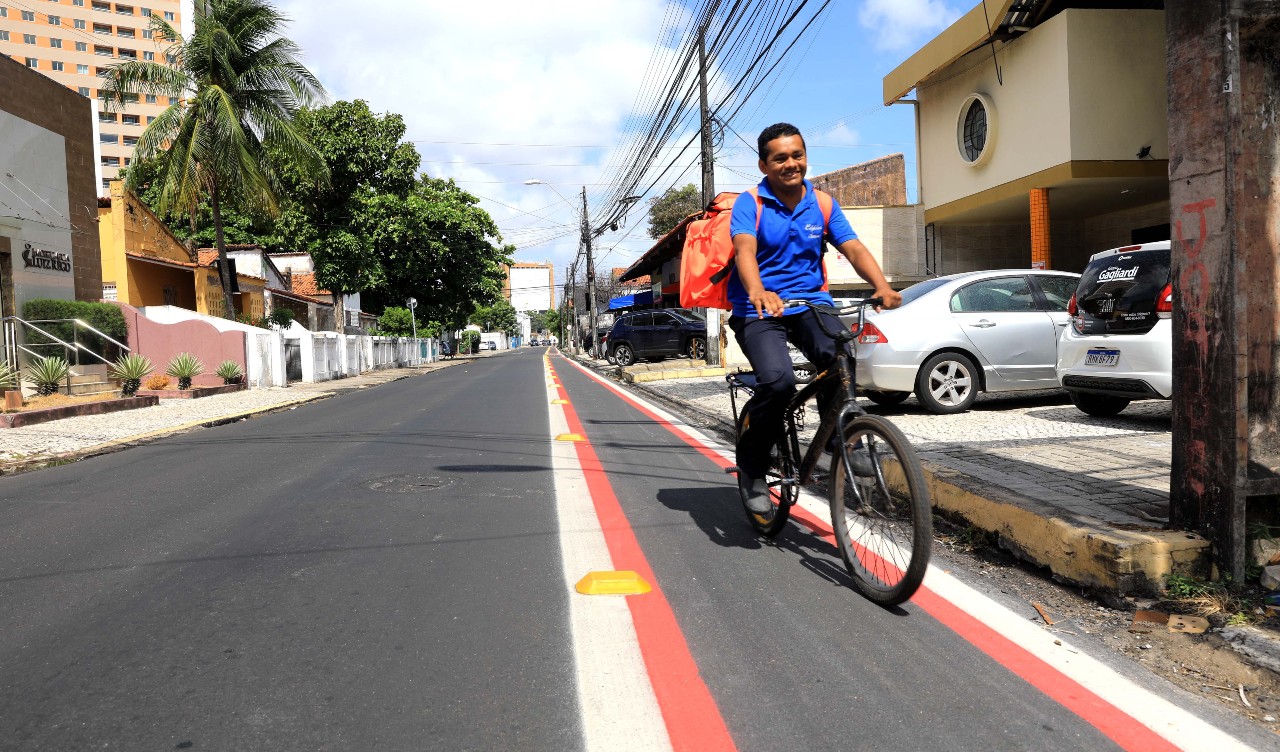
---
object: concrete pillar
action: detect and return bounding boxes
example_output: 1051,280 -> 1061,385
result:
1030,188 -> 1051,270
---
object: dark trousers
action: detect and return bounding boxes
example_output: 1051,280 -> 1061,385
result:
730,309 -> 844,479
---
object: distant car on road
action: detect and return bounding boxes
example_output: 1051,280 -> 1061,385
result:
479,340 -> 496,351
606,308 -> 707,367
1056,241 -> 1172,416
849,269 -> 1081,413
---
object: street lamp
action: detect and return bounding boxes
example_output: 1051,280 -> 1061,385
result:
407,297 -> 418,365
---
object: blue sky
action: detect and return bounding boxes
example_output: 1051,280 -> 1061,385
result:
276,0 -> 965,293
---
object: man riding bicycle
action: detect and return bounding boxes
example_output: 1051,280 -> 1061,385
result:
730,123 -> 903,515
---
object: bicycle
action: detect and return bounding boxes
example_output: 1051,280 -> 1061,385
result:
726,299 -> 932,605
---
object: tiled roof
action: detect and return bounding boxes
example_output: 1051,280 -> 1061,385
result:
291,272 -> 331,296
197,249 -> 219,266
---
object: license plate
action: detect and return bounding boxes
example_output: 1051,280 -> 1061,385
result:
1085,349 -> 1120,366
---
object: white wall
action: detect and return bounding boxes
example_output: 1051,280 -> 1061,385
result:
0,110 -> 77,311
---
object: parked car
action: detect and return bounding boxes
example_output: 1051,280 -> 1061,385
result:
1056,241 -> 1172,416
607,308 -> 708,367
849,269 -> 1081,414
479,340 -> 496,351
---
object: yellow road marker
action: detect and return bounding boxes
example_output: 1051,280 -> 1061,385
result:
552,399 -> 569,404
556,433 -> 585,442
575,570 -> 652,596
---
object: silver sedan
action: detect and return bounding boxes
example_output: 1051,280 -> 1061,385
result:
847,270 -> 1081,414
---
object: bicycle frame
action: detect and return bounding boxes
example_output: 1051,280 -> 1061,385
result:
728,299 -> 880,488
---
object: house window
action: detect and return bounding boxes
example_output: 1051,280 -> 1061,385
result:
95,44 -> 111,55
74,18 -> 86,29
122,114 -> 138,124
101,156 -> 120,166
99,112 -> 116,122
117,5 -> 134,15
163,10 -> 173,20
92,1 -> 109,10
21,10 -> 34,21
146,115 -> 154,123
0,8 -> 7,17
78,63 -> 89,74
75,41 -> 87,51
50,37 -> 62,48
167,96 -> 177,105
144,93 -> 156,103
163,286 -> 177,305
101,178 -> 112,191
47,15 -> 59,24
141,8 -> 150,16
143,50 -> 153,60
93,23 -> 112,34
74,0 -> 85,5
118,48 -> 136,59
0,31 -> 8,41
122,135 -> 137,146
22,34 -> 35,44
142,29 -> 151,38
117,28 -> 134,39
100,132 -> 118,144
25,57 -> 38,68
51,60 -> 63,71
78,86 -> 90,96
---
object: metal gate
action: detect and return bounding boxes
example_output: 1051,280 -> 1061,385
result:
284,340 -> 302,382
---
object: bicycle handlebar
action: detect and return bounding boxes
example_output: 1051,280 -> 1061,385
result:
783,298 -> 882,342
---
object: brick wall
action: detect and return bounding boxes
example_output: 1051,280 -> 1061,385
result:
811,154 -> 909,207
0,56 -> 100,302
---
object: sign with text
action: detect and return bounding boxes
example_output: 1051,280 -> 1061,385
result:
22,242 -> 71,273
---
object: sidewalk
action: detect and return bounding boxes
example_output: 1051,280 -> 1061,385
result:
0,356 -> 475,473
563,350 -> 1207,596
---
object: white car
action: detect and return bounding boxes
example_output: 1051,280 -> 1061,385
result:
848,269 -> 1081,414
1056,241 -> 1172,416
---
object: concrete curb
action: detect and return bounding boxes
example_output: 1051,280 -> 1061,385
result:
583,357 -> 1214,597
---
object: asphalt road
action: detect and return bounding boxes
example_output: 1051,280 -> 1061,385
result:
0,347 -> 1268,750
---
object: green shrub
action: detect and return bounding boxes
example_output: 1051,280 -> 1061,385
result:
110,353 -> 153,396
267,307 -> 294,329
27,356 -> 69,396
21,300 -> 128,361
165,352 -> 204,389
215,360 -> 245,384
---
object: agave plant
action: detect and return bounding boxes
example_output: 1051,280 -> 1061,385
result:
0,361 -> 15,389
110,353 -> 154,397
165,352 -> 204,390
215,359 -> 245,385
27,356 -> 70,397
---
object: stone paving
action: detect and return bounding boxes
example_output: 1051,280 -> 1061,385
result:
631,373 -> 1174,531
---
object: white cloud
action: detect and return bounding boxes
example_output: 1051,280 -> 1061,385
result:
857,0 -> 965,52
274,0 -> 680,271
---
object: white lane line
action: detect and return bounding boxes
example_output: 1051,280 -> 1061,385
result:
560,359 -> 1254,751
544,358 -> 672,752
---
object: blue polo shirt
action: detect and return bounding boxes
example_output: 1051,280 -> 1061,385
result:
728,178 -> 857,318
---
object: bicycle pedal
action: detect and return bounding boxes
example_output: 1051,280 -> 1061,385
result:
725,466 -> 739,475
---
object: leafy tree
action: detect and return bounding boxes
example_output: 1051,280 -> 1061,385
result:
119,155 -> 276,249
99,0 -> 328,318
273,100 -> 421,327
469,299 -> 517,335
647,183 -> 702,239
376,306 -> 422,337
542,308 -> 561,339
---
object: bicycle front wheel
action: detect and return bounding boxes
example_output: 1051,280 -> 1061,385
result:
829,414 -> 932,605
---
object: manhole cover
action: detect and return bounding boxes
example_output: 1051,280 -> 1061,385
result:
367,475 -> 453,493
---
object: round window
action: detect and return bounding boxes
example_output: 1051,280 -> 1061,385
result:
962,100 -> 986,161
956,93 -> 996,167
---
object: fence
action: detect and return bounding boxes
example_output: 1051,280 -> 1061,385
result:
282,324 -> 436,383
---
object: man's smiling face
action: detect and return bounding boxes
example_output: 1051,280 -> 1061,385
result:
759,134 -> 807,192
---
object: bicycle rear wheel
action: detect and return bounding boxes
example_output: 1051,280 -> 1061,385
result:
736,414 -> 793,538
829,414 -> 931,605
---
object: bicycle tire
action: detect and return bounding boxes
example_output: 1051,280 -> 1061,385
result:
829,414 -> 932,605
736,413 -> 793,537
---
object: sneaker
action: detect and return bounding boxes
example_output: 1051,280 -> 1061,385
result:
737,474 -> 772,515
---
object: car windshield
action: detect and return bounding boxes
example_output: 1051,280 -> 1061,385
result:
668,309 -> 705,322
897,277 -> 950,306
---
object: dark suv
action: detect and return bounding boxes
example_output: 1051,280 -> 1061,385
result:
607,309 -> 707,366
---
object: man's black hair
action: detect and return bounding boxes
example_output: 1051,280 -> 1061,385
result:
757,122 -> 805,161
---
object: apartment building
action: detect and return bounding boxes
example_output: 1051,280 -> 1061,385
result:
0,0 -> 186,194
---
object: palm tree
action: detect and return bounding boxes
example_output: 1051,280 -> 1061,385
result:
99,0 -> 327,319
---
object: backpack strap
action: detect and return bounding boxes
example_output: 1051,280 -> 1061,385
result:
815,188 -> 833,238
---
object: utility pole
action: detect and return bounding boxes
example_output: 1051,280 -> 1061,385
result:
568,261 -> 579,354
581,187 -> 599,359
698,23 -> 715,208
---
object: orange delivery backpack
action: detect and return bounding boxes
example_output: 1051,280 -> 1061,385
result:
679,188 -> 834,310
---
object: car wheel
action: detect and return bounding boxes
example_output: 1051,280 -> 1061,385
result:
864,389 -> 910,406
915,352 -> 979,414
606,352 -> 617,365
1068,391 -> 1130,417
793,364 -> 816,384
613,343 -> 636,367
687,336 -> 707,360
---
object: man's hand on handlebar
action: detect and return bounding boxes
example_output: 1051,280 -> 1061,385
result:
749,287 -> 786,318
872,285 -> 902,312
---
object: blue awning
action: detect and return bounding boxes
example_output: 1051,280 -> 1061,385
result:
606,290 -> 653,310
